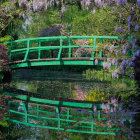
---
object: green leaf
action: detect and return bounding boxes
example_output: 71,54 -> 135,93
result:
0,120 -> 8,127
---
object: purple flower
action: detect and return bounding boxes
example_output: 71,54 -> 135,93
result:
130,75 -> 134,79
92,9 -> 96,14
127,16 -> 131,23
111,98 -> 117,104
120,120 -> 124,126
103,62 -> 108,69
61,6 -> 66,13
112,59 -> 116,65
137,0 -> 140,6
122,60 -> 127,68
102,103 -> 106,110
107,58 -> 111,62
86,0 -> 91,6
128,61 -> 134,67
115,27 -> 122,33
130,7 -> 134,11
19,0 -> 26,7
110,46 -> 114,53
107,120 -> 112,128
116,50 -> 119,55
95,59 -> 98,65
111,108 -> 114,112
132,42 -> 136,49
93,106 -> 97,111
122,29 -> 125,33
112,7 -> 115,11
134,50 -> 140,57
135,25 -> 139,31
117,0 -> 127,6
121,70 -> 125,76
107,63 -> 111,69
112,71 -> 118,78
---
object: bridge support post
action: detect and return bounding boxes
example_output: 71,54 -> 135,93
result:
90,105 -> 94,132
23,40 -> 30,61
68,39 -> 72,58
38,41 -> 41,59
90,38 -> 96,60
57,34 -> 63,60
67,109 -> 70,127
22,103 -> 28,123
56,107 -> 61,129
37,105 -> 39,117
99,39 -> 103,58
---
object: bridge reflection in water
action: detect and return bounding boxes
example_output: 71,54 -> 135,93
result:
2,88 -> 132,136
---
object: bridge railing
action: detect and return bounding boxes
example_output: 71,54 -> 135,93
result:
5,36 -> 122,63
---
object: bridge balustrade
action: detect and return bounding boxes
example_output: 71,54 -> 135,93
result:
4,36 -> 122,68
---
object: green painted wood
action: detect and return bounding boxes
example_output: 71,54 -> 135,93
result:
5,36 -> 122,44
38,41 -> 41,59
4,118 -> 119,135
3,92 -> 102,109
67,109 -> 70,127
57,34 -> 63,60
56,107 -> 61,129
90,38 -> 96,60
5,35 -> 133,68
23,40 -> 30,61
99,39 -> 103,58
6,103 -> 121,135
10,60 -> 104,69
11,45 -> 95,53
68,39 -> 72,58
3,96 -> 130,135
37,105 -> 39,117
22,103 -> 28,123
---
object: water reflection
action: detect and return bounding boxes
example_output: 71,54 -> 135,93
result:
10,69 -> 109,100
3,69 -> 139,139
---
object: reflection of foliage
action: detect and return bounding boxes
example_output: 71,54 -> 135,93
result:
74,85 -> 87,100
86,88 -> 104,102
0,95 -> 12,140
83,69 -> 112,81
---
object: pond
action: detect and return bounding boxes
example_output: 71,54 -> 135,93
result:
1,68 -> 140,140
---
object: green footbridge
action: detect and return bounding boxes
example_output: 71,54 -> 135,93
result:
1,90 -> 131,136
5,35 -> 123,69
2,35 -> 132,136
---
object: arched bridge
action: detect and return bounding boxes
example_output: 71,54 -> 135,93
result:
5,36 -> 122,69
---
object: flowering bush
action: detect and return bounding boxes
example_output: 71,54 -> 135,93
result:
75,47 -> 91,57
0,44 -> 10,73
86,88 -> 104,102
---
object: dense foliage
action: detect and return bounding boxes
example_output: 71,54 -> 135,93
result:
0,44 -> 10,81
0,0 -> 140,139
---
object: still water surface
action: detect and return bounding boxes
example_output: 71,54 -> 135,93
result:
7,69 -> 139,140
